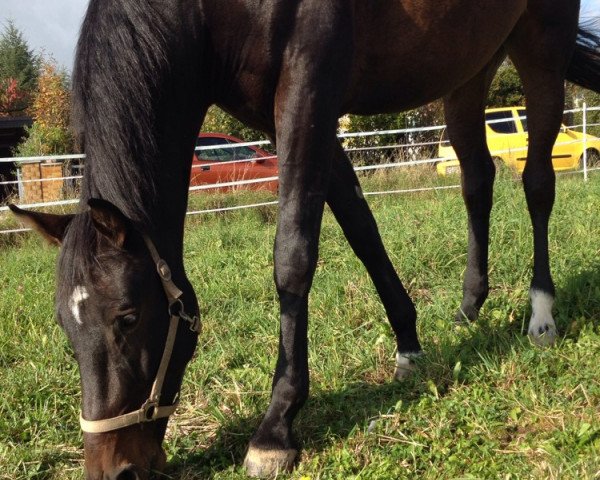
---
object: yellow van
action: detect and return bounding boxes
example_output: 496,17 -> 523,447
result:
436,107 -> 600,175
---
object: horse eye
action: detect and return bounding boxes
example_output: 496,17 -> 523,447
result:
117,313 -> 138,330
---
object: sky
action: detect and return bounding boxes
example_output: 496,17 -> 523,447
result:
1,0 -> 600,73
1,0 -> 88,71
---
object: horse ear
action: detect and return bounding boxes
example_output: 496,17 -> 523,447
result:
87,198 -> 130,248
8,204 -> 74,246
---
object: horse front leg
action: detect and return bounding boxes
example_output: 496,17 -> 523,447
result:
243,78 -> 343,479
327,142 -> 422,379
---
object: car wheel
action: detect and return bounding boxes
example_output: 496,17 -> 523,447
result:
580,149 -> 600,169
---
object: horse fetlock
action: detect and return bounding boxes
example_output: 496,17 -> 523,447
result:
457,283 -> 488,322
395,351 -> 423,381
243,446 -> 297,478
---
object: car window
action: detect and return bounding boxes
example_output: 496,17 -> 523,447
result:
486,111 -> 517,134
513,109 -> 528,132
197,137 -> 228,147
196,137 -> 234,162
196,137 -> 257,162
230,145 -> 258,160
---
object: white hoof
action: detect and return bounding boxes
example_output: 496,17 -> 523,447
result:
243,446 -> 297,478
394,352 -> 421,380
528,289 -> 557,347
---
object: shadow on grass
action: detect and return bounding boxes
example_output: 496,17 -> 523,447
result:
163,268 -> 600,478
555,266 -> 600,339
163,319 -> 527,478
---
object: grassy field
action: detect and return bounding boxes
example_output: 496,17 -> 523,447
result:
1,169 -> 599,479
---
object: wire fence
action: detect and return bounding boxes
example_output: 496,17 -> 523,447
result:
1,104 -> 599,234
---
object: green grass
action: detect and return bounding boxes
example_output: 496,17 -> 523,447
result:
1,170 -> 599,479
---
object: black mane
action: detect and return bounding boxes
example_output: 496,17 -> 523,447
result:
72,0 -> 173,227
64,0 -> 177,285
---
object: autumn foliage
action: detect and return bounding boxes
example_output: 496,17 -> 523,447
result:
0,77 -> 29,116
15,60 -> 74,156
0,21 -> 39,117
31,62 -> 70,131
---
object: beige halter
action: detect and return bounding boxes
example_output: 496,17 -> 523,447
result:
79,235 -> 201,434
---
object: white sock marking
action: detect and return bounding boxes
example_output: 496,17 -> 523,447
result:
396,352 -> 413,369
69,286 -> 89,325
529,289 -> 556,344
395,351 -> 421,380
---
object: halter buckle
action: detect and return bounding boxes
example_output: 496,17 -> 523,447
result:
141,399 -> 160,422
168,298 -> 184,317
179,308 -> 201,333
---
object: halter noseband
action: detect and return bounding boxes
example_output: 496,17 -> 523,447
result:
79,235 -> 201,434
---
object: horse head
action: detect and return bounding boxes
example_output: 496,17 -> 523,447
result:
11,199 -> 199,480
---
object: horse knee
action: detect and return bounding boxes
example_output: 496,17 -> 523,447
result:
522,167 -> 555,210
274,242 -> 318,297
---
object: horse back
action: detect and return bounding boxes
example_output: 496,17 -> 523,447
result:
201,0 -> 578,121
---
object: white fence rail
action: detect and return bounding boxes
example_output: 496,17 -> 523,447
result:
1,105 -> 599,234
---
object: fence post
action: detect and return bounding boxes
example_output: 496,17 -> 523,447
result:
583,101 -> 588,182
16,167 -> 24,201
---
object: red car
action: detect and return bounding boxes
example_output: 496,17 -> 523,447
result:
190,133 -> 278,193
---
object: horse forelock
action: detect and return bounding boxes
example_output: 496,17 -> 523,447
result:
55,212 -> 144,329
56,214 -> 98,304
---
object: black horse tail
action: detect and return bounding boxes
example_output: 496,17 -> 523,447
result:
566,22 -> 600,93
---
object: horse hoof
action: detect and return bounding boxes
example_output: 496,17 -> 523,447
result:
243,446 -> 297,477
528,324 -> 557,347
455,305 -> 478,324
395,351 -> 422,381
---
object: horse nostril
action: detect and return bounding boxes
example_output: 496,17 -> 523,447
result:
113,464 -> 140,480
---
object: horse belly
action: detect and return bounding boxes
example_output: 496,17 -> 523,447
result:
345,0 -> 527,114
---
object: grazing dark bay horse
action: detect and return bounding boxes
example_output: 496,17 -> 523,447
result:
10,0 -> 600,478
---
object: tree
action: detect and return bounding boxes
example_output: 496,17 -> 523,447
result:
15,60 -> 74,156
0,77 -> 28,115
566,82 -> 600,137
487,60 -> 525,108
202,106 -> 265,141
339,100 -> 445,164
0,21 -> 39,116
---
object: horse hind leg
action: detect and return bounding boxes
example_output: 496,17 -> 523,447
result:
443,52 -> 505,323
506,5 -> 580,346
327,142 -> 422,379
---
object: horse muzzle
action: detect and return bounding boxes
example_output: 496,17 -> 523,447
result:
83,429 -> 167,480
